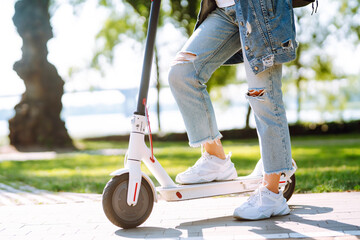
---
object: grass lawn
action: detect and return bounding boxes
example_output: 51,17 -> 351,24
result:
0,133 -> 359,194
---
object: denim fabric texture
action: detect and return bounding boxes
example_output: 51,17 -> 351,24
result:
195,0 -> 297,75
168,5 -> 293,174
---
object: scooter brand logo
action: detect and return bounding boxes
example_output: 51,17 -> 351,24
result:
132,116 -> 146,133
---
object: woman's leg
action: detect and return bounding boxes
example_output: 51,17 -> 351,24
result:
168,7 -> 241,148
233,48 -> 293,220
242,53 -> 293,187
168,6 -> 241,184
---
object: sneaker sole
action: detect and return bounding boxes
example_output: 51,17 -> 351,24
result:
215,166 -> 238,181
272,204 -> 291,217
233,204 -> 291,221
233,210 -> 290,221
176,167 -> 237,185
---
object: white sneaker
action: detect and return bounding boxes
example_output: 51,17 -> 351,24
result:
233,186 -> 290,220
176,152 -> 237,184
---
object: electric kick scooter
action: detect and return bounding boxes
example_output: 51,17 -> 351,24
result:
102,0 -> 296,229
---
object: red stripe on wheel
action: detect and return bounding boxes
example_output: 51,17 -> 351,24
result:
133,183 -> 138,202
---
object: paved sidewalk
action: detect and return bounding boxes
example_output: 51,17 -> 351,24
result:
0,183 -> 101,206
0,192 -> 359,240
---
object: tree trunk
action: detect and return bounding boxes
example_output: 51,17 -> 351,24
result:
295,78 -> 302,124
294,40 -> 303,124
9,0 -> 74,150
245,104 -> 251,129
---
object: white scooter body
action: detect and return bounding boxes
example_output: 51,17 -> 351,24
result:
113,114 -> 293,206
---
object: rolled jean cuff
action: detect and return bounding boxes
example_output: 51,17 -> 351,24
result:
264,159 -> 297,180
189,133 -> 223,148
264,167 -> 292,175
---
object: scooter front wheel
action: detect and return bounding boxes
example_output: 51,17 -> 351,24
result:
102,173 -> 154,229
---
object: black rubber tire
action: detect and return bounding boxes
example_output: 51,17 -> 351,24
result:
102,173 -> 154,229
282,174 -> 296,202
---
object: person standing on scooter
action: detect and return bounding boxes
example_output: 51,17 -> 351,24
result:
168,0 -> 297,220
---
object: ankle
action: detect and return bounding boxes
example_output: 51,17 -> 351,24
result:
207,151 -> 226,160
263,173 -> 281,194
204,140 -> 226,160
264,185 -> 279,194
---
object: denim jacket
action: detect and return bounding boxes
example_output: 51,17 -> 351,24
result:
195,0 -> 297,74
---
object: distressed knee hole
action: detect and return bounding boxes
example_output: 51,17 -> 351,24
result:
246,89 -> 266,101
172,51 -> 197,65
247,89 -> 265,97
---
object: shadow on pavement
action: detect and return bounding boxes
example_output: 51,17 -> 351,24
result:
115,227 -> 182,239
111,205 -> 358,239
174,205 -> 358,239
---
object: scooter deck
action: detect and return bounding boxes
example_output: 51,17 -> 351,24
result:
156,175 -> 263,201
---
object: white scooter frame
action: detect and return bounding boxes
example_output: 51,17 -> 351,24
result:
116,114 -> 294,205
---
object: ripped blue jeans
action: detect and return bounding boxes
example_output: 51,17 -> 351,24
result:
168,6 -> 293,174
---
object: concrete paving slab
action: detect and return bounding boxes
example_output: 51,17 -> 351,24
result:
0,192 -> 359,239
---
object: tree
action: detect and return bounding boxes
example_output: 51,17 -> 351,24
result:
9,0 -> 74,149
284,0 -> 360,123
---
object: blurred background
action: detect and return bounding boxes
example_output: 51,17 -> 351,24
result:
0,0 -> 359,149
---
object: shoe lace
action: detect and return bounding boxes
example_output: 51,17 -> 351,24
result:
185,151 -> 231,173
248,191 -> 259,206
186,153 -> 209,172
248,186 -> 264,207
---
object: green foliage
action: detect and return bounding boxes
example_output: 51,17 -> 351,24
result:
91,4 -> 146,70
80,0 -> 236,92
207,65 -> 237,93
338,0 -> 360,40
167,0 -> 200,36
0,134 -> 359,193
283,1 -> 360,122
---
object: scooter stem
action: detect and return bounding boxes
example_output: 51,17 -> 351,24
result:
126,0 -> 164,206
135,0 -> 161,116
